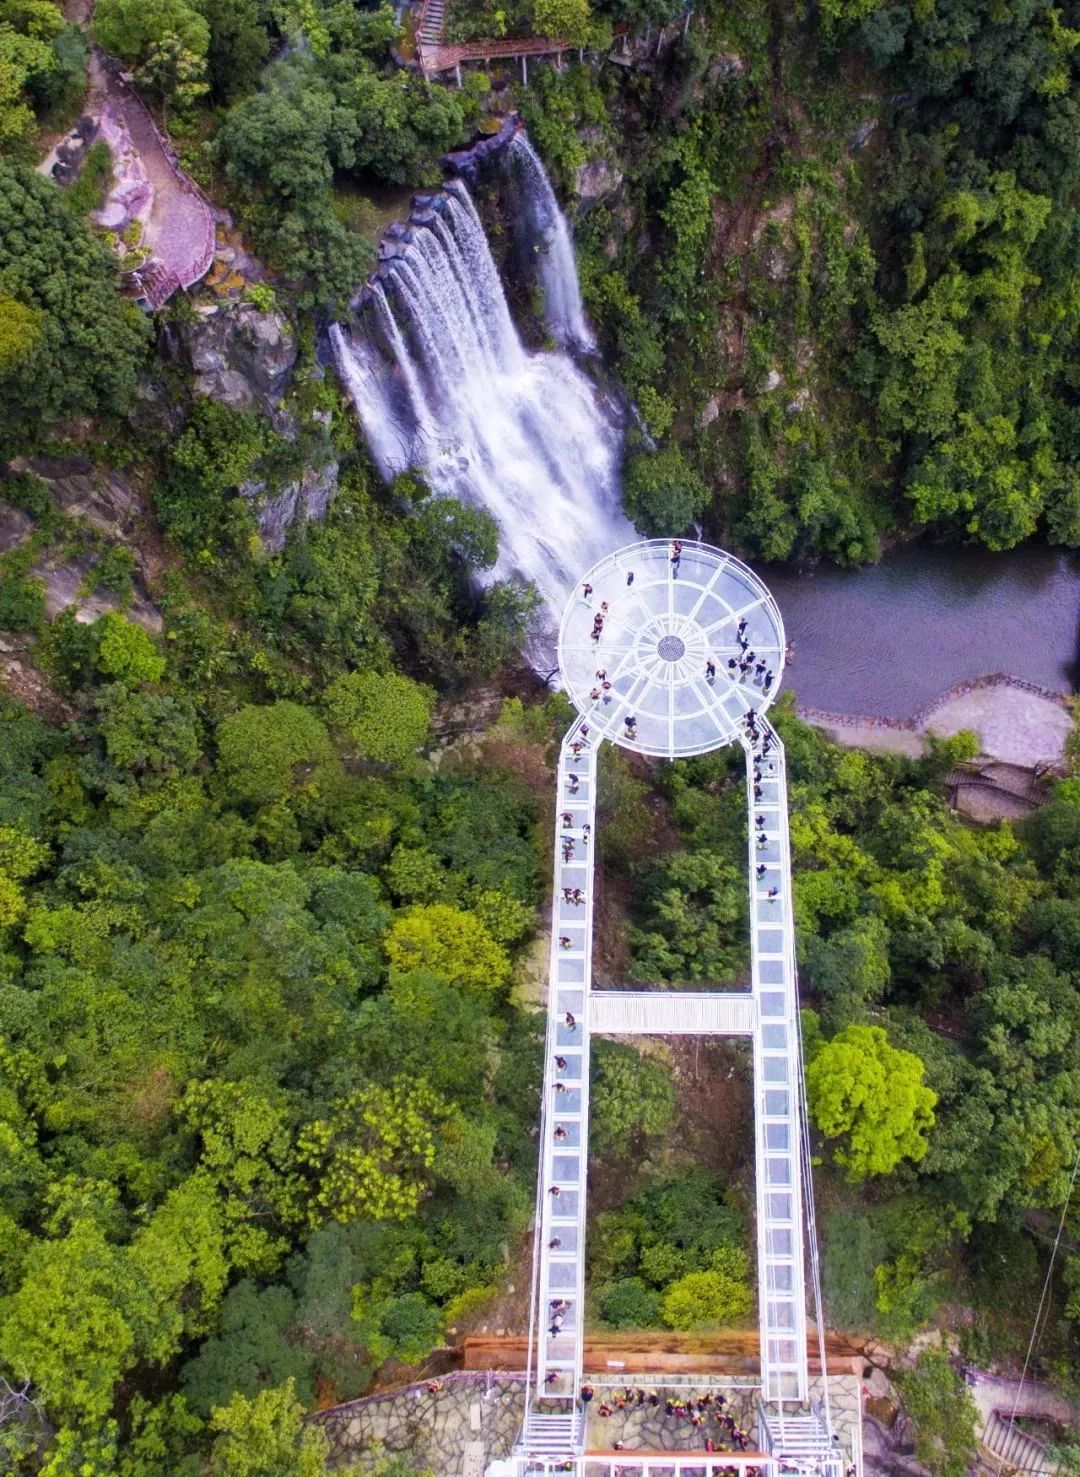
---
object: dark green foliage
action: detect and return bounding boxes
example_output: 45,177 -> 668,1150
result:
894,1348 -> 979,1477
629,849 -> 746,983
218,47 -> 473,306
181,1281 -> 313,1415
622,445 -> 709,537
219,55 -> 371,309
201,0 -> 268,103
0,161 -> 150,452
63,139 -> 112,217
596,1276 -> 663,1329
590,1168 -> 748,1329
155,398 -> 272,556
590,1039 -> 676,1155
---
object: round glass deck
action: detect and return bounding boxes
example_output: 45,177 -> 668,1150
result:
557,540 -> 785,758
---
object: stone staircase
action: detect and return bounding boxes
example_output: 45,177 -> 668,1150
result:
419,0 -> 445,44
133,261 -> 182,311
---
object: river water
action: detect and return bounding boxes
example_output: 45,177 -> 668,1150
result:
766,542 -> 1080,719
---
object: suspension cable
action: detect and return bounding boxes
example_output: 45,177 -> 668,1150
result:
1004,1141 -> 1080,1446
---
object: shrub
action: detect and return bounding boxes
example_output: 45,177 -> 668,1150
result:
597,1277 -> 663,1329
660,1253 -> 752,1331
324,669 -> 434,765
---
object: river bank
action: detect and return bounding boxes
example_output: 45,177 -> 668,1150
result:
798,673 -> 1073,771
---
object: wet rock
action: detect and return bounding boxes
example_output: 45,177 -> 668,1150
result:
9,456 -> 144,543
574,154 -> 623,210
786,387 -> 810,414
850,119 -> 877,151
698,397 -> 721,429
0,505 -> 34,554
707,52 -> 748,82
91,103 -> 152,234
573,127 -> 623,210
761,243 -> 790,283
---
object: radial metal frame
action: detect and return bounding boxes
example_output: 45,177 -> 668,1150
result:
556,539 -> 786,761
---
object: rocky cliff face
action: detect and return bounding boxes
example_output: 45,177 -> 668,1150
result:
161,302 -> 340,553
174,302 -> 299,421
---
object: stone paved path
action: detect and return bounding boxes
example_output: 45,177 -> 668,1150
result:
312,1372 -> 864,1472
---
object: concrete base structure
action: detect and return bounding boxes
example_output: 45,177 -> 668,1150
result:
310,1371 -> 862,1474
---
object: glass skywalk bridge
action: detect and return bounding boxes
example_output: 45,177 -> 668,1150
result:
511,542 -> 849,1477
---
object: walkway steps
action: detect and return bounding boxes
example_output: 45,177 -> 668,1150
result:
589,989 -> 755,1035
982,1411 -> 1061,1475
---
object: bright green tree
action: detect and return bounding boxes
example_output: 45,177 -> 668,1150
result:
532,0 -> 592,43
0,24 -> 56,147
207,1379 -> 329,1477
324,669 -> 434,765
94,613 -> 166,689
127,1176 -> 230,1364
807,1024 -> 937,1180
0,1219 -> 140,1423
215,701 -> 333,807
297,1078 -> 446,1226
661,1249 -> 752,1330
384,903 -> 512,996
0,295 -> 41,369
181,1079 -> 304,1275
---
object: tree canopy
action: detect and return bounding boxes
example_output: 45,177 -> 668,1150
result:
0,161 -> 149,451
807,1024 -> 937,1180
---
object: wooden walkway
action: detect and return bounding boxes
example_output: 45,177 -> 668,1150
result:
419,30 -> 578,78
463,1333 -> 865,1374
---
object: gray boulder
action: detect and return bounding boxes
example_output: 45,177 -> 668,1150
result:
574,156 -> 623,209
177,302 -> 298,416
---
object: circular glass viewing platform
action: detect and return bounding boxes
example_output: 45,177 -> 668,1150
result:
557,539 -> 785,758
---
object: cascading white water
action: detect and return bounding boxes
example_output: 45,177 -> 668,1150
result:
509,133 -> 595,353
331,159 -> 632,644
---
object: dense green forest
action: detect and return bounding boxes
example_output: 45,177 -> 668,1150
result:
1,0 -> 1080,1469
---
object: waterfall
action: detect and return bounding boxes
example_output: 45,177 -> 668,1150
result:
331,155 -> 632,646
509,133 -> 595,353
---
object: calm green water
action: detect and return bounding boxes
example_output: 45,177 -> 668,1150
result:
765,543 -> 1080,720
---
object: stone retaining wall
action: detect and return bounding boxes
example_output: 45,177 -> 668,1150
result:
313,1373 -> 525,1472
